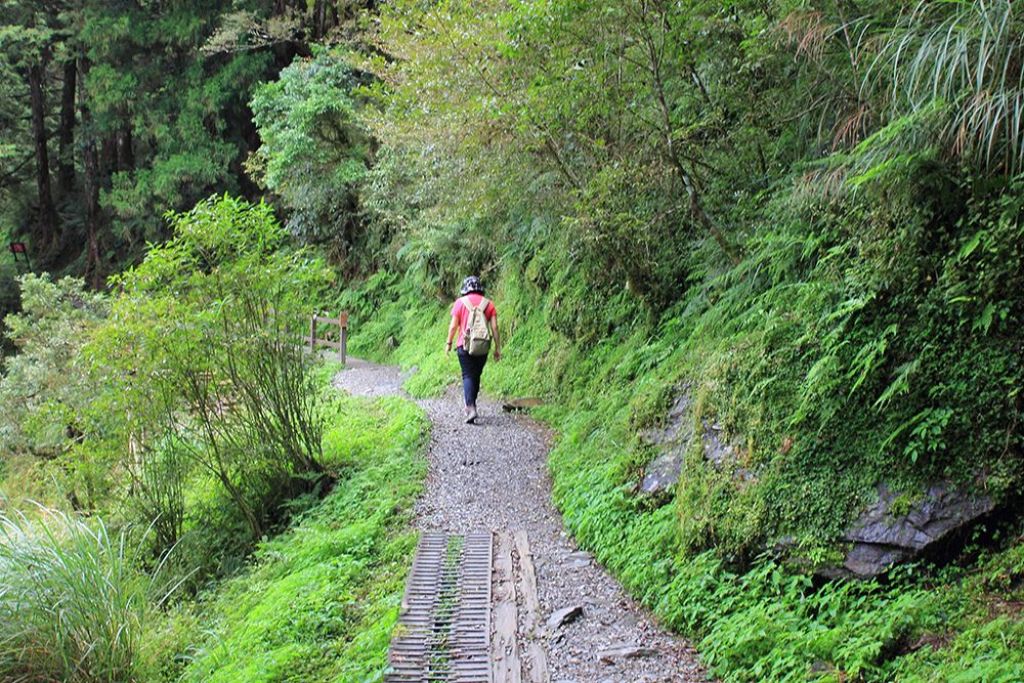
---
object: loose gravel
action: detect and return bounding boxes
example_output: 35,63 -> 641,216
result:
334,357 -> 709,683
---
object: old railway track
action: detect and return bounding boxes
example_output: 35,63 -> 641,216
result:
386,530 -> 550,683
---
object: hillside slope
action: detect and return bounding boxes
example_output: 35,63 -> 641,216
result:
332,268 -> 1024,681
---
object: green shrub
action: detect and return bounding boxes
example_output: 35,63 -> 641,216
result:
180,394 -> 428,682
0,275 -> 110,511
89,195 -> 336,550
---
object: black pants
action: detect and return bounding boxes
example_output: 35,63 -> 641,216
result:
456,346 -> 487,407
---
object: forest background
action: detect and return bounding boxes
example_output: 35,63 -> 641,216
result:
0,1 -> 1022,681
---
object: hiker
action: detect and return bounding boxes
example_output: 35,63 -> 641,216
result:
445,275 -> 501,423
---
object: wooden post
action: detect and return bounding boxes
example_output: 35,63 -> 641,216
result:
339,311 -> 348,365
309,314 -> 316,353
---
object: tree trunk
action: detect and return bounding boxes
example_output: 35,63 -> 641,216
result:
57,59 -> 76,198
29,58 -> 57,254
313,0 -> 327,39
117,122 -> 135,171
78,57 -> 103,288
637,5 -> 741,266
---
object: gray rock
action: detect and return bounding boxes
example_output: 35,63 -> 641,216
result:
832,482 -> 994,578
567,550 -> 593,568
701,421 -> 736,467
639,449 -> 686,496
597,645 -> 658,664
502,397 -> 544,412
639,392 -> 694,447
639,385 -> 753,497
639,389 -> 693,497
547,605 -> 585,630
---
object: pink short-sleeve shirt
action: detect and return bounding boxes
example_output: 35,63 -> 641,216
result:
451,293 -> 497,348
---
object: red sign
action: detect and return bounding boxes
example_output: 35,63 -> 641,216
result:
9,242 -> 27,254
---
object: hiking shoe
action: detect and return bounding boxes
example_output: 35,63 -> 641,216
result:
465,406 -> 478,424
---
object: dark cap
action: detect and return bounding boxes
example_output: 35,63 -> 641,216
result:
459,275 -> 484,296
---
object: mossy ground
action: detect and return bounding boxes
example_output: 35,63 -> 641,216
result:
147,390 -> 429,683
335,271 -> 1024,682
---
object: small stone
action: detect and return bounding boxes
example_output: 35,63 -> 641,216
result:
567,551 -> 592,568
597,645 -> 658,664
547,605 -> 584,630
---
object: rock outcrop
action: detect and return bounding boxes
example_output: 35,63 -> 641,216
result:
638,387 -> 750,497
825,482 -> 995,578
638,392 -> 693,496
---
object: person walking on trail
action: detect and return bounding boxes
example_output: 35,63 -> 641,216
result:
445,275 -> 501,424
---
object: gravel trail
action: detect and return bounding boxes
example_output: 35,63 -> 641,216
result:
334,357 -> 708,683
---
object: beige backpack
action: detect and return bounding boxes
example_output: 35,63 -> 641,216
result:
462,296 -> 492,356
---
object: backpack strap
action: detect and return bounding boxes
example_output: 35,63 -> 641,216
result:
460,296 -> 473,330
463,296 -> 486,311
461,296 -> 488,331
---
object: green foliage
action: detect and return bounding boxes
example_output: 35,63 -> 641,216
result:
249,50 -> 370,260
0,275 -> 108,458
0,509 -> 176,683
0,275 -> 110,511
0,0 -> 317,283
101,48 -> 273,240
179,394 -> 428,683
867,0 -> 1024,175
90,195 -> 334,548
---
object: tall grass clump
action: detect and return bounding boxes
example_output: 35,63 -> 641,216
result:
0,510 -> 173,683
867,0 -> 1024,174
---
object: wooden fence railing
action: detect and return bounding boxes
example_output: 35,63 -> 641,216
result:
309,311 -> 349,365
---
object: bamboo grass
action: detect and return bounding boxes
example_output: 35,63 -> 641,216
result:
0,509 -> 176,683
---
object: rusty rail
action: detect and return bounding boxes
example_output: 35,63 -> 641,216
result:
387,531 -> 493,683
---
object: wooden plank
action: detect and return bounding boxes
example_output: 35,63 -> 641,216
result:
513,531 -> 541,634
493,531 -> 513,598
339,324 -> 347,365
314,315 -> 342,325
525,643 -> 550,683
492,531 -> 520,683
513,531 -> 549,683
493,602 -> 521,683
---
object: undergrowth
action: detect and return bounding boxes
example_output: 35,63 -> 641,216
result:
0,509 -> 174,683
336,270 -> 1024,682
176,391 -> 428,683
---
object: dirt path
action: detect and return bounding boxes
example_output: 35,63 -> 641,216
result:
334,358 -> 707,683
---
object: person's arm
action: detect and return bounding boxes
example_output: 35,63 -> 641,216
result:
445,310 -> 459,354
489,314 -> 501,361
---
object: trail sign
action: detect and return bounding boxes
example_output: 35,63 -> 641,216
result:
9,242 -> 30,266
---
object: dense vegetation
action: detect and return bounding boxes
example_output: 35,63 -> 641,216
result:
0,198 -> 428,681
2,0 -> 1023,681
